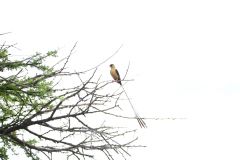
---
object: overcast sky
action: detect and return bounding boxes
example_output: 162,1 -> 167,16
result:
1,0 -> 240,160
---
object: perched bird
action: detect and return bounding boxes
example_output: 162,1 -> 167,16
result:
110,64 -> 122,85
109,64 -> 147,128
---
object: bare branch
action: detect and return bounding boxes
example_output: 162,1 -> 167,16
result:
0,43 -> 146,160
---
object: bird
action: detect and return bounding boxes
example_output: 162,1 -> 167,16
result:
109,64 -> 147,128
110,64 -> 122,85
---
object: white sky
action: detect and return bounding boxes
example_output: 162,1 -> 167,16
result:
1,0 -> 240,159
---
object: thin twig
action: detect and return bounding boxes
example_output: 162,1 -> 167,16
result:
81,44 -> 123,73
0,32 -> 11,36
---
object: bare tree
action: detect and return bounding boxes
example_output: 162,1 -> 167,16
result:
0,41 -> 143,160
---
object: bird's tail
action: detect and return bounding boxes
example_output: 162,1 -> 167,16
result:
121,85 -> 147,128
118,80 -> 122,85
135,112 -> 147,128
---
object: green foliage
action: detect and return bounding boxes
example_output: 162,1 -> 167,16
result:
0,49 -> 8,58
0,46 -> 58,160
0,147 -> 8,160
0,135 -> 17,160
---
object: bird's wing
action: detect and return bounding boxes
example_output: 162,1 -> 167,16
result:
115,69 -> 121,81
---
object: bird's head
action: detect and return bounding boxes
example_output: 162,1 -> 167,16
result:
109,64 -> 115,68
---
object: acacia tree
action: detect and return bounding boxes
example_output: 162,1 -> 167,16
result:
0,41 -> 142,160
